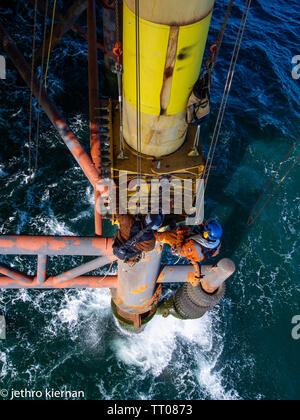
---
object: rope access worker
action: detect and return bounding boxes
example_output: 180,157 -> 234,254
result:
113,214 -> 164,265
154,220 -> 223,285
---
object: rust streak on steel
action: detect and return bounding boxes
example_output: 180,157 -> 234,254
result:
0,24 -> 107,192
34,0 -> 88,67
88,0 -> 103,235
0,236 -> 115,256
0,263 -> 34,285
37,255 -> 47,285
45,256 -> 112,286
0,276 -> 118,289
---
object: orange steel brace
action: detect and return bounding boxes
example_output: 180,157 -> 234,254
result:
0,24 -> 107,194
0,276 -> 118,289
88,0 -> 103,236
0,236 -> 115,256
0,236 -> 117,288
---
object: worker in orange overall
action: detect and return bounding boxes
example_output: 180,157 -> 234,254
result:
154,220 -> 223,287
113,214 -> 164,264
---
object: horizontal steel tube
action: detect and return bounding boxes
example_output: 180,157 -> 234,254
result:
0,236 -> 115,256
46,256 -> 112,286
0,275 -> 118,289
157,265 -> 195,284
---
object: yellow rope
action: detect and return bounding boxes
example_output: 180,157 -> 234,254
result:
44,0 -> 57,90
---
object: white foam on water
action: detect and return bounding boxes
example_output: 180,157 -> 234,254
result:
0,164 -> 8,178
35,284 -> 240,400
112,310 -> 239,400
196,354 -> 240,401
29,214 -> 75,236
0,349 -> 18,380
113,314 -> 212,376
57,289 -> 111,324
47,288 -> 112,346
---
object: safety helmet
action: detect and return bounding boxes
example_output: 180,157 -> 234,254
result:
204,220 -> 223,241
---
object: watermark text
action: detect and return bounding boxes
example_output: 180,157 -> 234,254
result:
95,172 -> 204,225
0,388 -> 85,400
292,55 -> 300,80
0,55 -> 6,80
292,315 -> 300,340
0,315 -> 6,340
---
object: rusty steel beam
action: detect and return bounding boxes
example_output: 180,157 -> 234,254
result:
34,0 -> 88,67
45,255 -> 112,286
0,275 -> 118,289
0,24 -> 108,192
88,0 -> 103,236
0,236 -> 115,256
0,263 -> 34,285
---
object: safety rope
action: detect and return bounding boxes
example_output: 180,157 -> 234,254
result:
44,0 -> 57,90
203,0 -> 252,191
97,261 -> 115,284
213,0 -> 235,69
192,125 -> 201,154
34,0 -> 49,174
247,142 -> 300,227
28,0 -> 38,174
199,0 -> 236,95
114,0 -> 120,46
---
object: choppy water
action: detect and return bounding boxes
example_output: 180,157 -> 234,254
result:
0,0 -> 299,400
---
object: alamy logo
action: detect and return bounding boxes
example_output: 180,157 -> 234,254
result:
0,315 -> 6,340
292,56 -> 300,80
291,315 -> 300,340
0,55 -> 6,80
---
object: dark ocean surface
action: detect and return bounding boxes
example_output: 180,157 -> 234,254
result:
0,0 -> 299,400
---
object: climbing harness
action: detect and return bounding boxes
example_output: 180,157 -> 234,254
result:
44,0 -> 57,90
247,142 -> 300,227
113,216 -> 159,263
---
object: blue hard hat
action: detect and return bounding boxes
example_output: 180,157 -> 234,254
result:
204,220 -> 223,241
